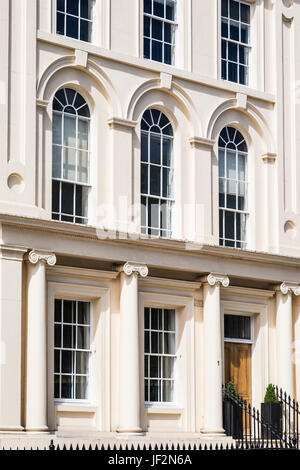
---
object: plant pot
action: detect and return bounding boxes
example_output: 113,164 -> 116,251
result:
223,398 -> 243,439
261,402 -> 282,439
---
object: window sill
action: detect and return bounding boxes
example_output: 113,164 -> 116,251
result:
55,403 -> 97,413
145,407 -> 183,415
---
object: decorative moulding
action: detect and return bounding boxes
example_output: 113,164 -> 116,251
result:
26,250 -> 57,266
75,49 -> 88,68
201,272 -> 230,287
189,136 -> 216,149
36,99 -> 49,110
278,281 -> 300,296
107,117 -> 137,130
236,92 -> 247,110
117,261 -> 148,278
262,153 -> 277,164
160,72 -> 172,90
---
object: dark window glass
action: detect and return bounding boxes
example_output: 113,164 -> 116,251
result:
67,0 -> 79,16
66,15 -> 79,39
153,0 -> 164,18
144,38 -> 150,59
224,315 -> 251,340
221,0 -> 228,17
144,0 -> 152,14
61,182 -> 74,215
230,0 -> 239,21
56,12 -> 65,35
57,0 -> 65,12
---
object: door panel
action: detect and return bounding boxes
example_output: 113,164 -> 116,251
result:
225,342 -> 252,404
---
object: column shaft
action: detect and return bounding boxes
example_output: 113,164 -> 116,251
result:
118,271 -> 141,433
276,290 -> 294,397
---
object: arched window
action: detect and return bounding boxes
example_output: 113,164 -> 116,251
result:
52,88 -> 90,224
141,109 -> 174,238
218,126 -> 248,248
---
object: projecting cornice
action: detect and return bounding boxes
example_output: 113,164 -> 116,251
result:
107,117 -> 137,130
189,136 -> 216,149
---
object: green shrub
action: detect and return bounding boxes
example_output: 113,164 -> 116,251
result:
226,381 -> 238,400
264,384 -> 278,403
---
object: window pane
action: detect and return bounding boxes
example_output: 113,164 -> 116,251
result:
164,22 -> 174,44
55,299 -> 62,322
63,147 -> 76,181
61,375 -> 73,399
80,19 -> 92,42
52,146 -> 62,179
153,0 -> 164,18
64,115 -> 76,147
145,308 -> 150,329
228,42 -> 237,62
164,309 -> 175,331
56,12 -> 65,35
77,302 -> 90,325
66,14 -> 79,39
162,138 -> 172,166
150,356 -> 160,378
221,0 -> 228,17
221,19 -> 228,38
150,380 -> 160,401
80,0 -> 93,20
150,165 -> 161,196
144,0 -> 151,14
53,114 -> 62,144
141,133 -> 148,162
141,163 -> 148,194
52,180 -> 60,214
61,182 -> 74,215
150,134 -> 161,165
75,185 -> 88,218
76,376 -> 88,399
241,3 -> 250,24
241,24 -> 250,44
67,0 -> 79,15
76,351 -> 89,374
151,332 -> 159,353
164,44 -> 172,65
152,40 -> 162,62
162,380 -> 174,401
163,356 -> 174,378
230,0 -> 239,20
77,326 -> 90,349
61,350 -> 73,373
77,151 -> 88,183
166,0 -> 175,20
63,300 -> 74,323
152,18 -> 163,40
164,332 -> 175,354
230,20 -> 239,41
55,324 -> 62,348
54,375 -> 60,398
78,119 -> 89,150
144,331 -> 150,353
63,324 -> 75,348
225,211 -> 235,241
162,168 -> 172,198
144,15 -> 150,37
144,38 -> 150,59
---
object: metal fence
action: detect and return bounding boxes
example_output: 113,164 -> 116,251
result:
223,385 -> 300,449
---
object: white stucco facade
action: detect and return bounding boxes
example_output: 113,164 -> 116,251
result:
0,0 -> 300,440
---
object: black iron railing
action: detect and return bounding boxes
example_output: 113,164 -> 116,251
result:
275,386 -> 300,448
222,385 -> 298,448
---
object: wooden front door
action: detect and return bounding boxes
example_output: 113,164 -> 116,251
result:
225,342 -> 252,404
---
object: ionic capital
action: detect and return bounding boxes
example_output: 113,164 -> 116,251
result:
26,250 -> 57,266
277,281 -> 300,296
118,261 -> 148,278
201,273 -> 230,287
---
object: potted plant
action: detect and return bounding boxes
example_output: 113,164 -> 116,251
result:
261,384 -> 282,439
223,381 -> 243,439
